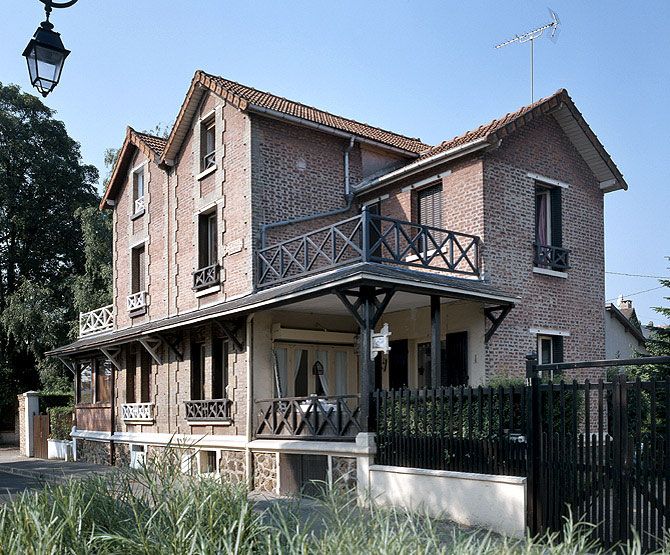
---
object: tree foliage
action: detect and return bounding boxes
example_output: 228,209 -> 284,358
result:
0,83 -> 101,406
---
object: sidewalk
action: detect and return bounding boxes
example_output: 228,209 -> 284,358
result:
0,446 -> 111,482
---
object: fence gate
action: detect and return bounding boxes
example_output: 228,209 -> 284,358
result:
32,414 -> 49,459
528,375 -> 670,552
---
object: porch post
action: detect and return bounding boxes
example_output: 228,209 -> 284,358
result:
430,295 -> 442,388
358,286 -> 374,431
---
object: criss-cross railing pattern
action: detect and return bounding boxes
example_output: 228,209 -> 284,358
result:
184,399 -> 232,422
255,395 -> 361,439
134,195 -> 145,215
121,402 -> 154,422
192,263 -> 220,291
126,291 -> 147,312
256,212 -> 481,287
533,243 -> 570,271
79,304 -> 114,337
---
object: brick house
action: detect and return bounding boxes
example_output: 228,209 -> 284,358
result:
48,70 -> 627,492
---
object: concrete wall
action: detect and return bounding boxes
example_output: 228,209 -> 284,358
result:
369,465 -> 526,538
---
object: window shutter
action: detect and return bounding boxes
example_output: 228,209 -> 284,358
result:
550,187 -> 562,247
418,185 -> 442,229
552,336 -> 564,363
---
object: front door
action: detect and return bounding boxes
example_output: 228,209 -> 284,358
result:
443,332 -> 468,386
388,339 -> 409,389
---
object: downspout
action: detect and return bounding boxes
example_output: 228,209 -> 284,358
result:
260,137 -> 356,248
245,314 -> 254,490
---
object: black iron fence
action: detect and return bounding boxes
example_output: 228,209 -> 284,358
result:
256,211 -> 480,287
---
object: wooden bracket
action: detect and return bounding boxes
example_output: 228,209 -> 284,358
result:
100,346 -> 123,371
138,337 -> 163,365
158,332 -> 184,361
214,319 -> 245,353
335,286 -> 395,328
57,356 -> 76,376
484,305 -> 512,343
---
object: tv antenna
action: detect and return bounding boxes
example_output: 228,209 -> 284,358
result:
495,8 -> 560,102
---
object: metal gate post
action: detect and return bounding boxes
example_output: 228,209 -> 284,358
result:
526,354 -> 542,536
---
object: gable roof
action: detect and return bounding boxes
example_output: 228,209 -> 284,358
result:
606,303 -> 646,345
99,127 -> 167,209
356,89 -> 628,194
160,70 -> 429,164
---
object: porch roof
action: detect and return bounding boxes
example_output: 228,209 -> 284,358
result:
47,263 -> 517,357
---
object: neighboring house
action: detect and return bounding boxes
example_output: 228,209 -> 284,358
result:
605,297 -> 647,359
47,71 -> 627,491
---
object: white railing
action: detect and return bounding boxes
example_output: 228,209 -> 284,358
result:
79,304 -> 114,337
121,403 -> 154,422
126,290 -> 148,312
134,195 -> 145,214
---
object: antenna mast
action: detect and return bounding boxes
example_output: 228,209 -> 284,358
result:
495,8 -> 560,102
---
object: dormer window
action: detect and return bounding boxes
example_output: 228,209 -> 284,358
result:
201,119 -> 216,171
132,167 -> 145,217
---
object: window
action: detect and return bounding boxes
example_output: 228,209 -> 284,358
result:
95,359 -> 113,403
534,184 -> 567,271
132,168 -> 145,215
416,184 -> 443,251
198,211 -> 218,269
140,349 -> 152,403
126,348 -> 136,404
131,244 -> 146,294
191,342 -> 206,400
212,338 -> 228,399
77,361 -> 93,404
537,334 -> 564,379
199,450 -> 217,474
201,119 -> 216,171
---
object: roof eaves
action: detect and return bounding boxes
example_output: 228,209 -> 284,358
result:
606,303 -> 646,344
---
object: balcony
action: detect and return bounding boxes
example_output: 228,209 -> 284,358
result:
192,263 -> 220,291
121,402 -> 154,423
79,304 -> 114,337
184,399 -> 232,423
256,212 -> 480,288
127,290 -> 148,315
534,243 -> 570,272
255,395 -> 361,440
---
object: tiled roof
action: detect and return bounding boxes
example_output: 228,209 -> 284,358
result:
419,90 -> 566,159
198,71 -> 430,153
133,130 -> 167,157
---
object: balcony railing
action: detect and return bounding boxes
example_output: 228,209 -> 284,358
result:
534,243 -> 570,272
121,402 -> 154,423
192,263 -> 220,291
184,399 -> 232,422
255,394 -> 361,440
79,304 -> 114,337
127,290 -> 148,312
134,195 -> 145,215
256,211 -> 480,288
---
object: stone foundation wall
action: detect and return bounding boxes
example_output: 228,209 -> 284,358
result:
219,450 -> 246,484
332,456 -> 357,490
114,442 -> 131,467
252,452 -> 277,493
76,439 -> 111,465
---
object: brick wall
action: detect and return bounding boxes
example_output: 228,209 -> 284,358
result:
482,113 -> 606,380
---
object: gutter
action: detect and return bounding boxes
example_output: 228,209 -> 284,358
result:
354,138 -> 491,195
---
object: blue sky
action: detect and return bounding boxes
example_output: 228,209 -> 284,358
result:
1,1 -> 668,324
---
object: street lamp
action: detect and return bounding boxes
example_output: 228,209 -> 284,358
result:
22,0 -> 79,97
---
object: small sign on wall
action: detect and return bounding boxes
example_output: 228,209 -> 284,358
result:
371,323 -> 392,360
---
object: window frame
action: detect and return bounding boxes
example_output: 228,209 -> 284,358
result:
131,243 -> 146,294
132,167 -> 145,217
201,118 -> 216,172
534,186 -> 552,247
197,210 -> 218,270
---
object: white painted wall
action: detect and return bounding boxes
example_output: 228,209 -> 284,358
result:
605,311 -> 647,360
369,465 -> 526,538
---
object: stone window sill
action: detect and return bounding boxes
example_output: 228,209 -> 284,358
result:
196,165 -> 217,181
533,267 -> 568,279
130,209 -> 145,221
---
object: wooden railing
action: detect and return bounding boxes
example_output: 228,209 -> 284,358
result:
534,243 -> 570,271
126,290 -> 148,312
192,263 -> 220,291
256,211 -> 480,288
79,304 -> 114,337
121,402 -> 154,423
184,399 -> 232,422
255,394 -> 361,439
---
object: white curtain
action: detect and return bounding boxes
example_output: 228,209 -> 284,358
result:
335,351 -> 347,395
273,348 -> 288,398
316,350 -> 330,396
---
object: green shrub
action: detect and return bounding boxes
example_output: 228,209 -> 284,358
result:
48,405 -> 73,440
